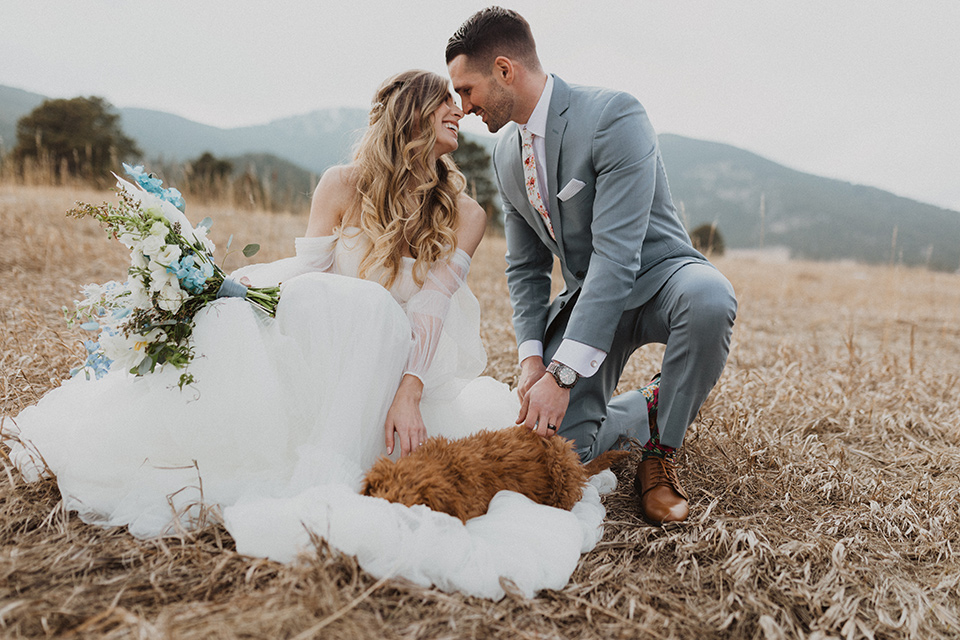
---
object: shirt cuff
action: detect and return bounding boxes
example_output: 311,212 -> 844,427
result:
518,339 -> 544,365
552,339 -> 606,378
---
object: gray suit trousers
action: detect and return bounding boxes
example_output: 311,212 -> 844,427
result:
545,262 -> 737,461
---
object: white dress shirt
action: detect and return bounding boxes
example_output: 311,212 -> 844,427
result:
517,74 -> 606,378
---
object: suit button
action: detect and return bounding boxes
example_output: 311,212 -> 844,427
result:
560,301 -> 566,309
576,270 -> 586,279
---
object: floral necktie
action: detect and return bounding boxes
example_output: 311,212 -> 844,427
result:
521,127 -> 555,240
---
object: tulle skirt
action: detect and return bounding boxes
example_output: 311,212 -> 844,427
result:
5,271 -> 615,599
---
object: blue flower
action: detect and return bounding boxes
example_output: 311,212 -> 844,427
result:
110,307 -> 132,321
122,162 -> 146,182
168,254 -> 213,293
165,187 -> 186,212
72,338 -> 114,380
123,163 -> 187,212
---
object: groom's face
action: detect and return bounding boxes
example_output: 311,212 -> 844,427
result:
448,55 -> 515,133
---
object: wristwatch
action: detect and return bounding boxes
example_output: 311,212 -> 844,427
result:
546,361 -> 579,389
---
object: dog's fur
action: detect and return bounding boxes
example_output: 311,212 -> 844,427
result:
361,425 -> 629,522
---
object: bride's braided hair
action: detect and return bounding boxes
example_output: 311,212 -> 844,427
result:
351,70 -> 466,289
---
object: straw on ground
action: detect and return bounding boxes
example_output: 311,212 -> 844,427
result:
1,184 -> 958,639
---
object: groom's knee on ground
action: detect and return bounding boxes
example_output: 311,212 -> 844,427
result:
675,272 -> 738,340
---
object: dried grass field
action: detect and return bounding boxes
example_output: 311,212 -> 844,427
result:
1,183 -> 959,639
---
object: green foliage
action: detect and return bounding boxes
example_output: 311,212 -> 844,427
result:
189,152 -> 233,183
453,137 -> 500,229
153,152 -> 315,213
689,223 -> 726,256
182,151 -> 235,205
13,96 -> 140,180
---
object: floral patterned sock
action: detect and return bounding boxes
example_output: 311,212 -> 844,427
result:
639,374 -> 678,463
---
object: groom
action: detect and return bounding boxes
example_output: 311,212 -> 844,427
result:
447,7 -> 737,526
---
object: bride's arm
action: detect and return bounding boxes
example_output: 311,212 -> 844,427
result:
305,165 -> 356,237
404,197 -> 486,377
384,199 -> 487,457
384,252 -> 470,456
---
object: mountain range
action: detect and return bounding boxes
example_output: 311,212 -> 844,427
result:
657,135 -> 960,271
2,84 -> 958,271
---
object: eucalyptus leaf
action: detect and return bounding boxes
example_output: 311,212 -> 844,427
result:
242,243 -> 261,258
226,234 -> 234,250
198,216 -> 213,230
137,357 -> 153,376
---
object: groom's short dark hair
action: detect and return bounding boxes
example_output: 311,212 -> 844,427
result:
446,6 -> 540,71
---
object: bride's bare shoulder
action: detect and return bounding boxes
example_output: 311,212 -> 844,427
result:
455,194 -> 488,257
306,165 -> 360,236
316,164 -> 360,204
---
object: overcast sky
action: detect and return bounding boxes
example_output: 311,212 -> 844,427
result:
3,1 -> 958,210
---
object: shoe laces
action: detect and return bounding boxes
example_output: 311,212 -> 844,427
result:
648,457 -> 677,486
643,457 -> 687,499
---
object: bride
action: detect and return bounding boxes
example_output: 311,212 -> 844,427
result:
2,70 -> 614,600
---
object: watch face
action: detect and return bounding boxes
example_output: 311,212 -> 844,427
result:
557,365 -> 577,386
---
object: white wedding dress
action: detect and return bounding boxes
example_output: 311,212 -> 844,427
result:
3,228 -> 615,600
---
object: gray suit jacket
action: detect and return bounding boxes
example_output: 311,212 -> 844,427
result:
492,76 -> 707,353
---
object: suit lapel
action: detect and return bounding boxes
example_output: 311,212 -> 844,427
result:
545,75 -> 570,260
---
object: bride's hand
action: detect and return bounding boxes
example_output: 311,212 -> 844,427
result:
385,375 -> 428,457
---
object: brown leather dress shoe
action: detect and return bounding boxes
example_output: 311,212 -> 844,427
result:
634,456 -> 690,526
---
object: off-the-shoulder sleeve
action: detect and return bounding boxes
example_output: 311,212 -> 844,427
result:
230,235 -> 337,287
294,235 -> 337,272
403,249 -> 472,382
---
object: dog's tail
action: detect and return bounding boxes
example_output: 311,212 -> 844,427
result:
583,449 -> 631,476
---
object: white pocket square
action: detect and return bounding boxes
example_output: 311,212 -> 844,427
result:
557,179 -> 586,201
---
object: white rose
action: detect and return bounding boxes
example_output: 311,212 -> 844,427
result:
130,250 -> 149,270
148,264 -> 177,292
140,234 -> 164,257
153,244 -> 182,267
118,232 -> 140,249
149,220 -> 169,238
157,280 -> 187,313
127,279 -> 151,308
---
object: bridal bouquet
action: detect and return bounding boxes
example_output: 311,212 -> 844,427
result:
66,164 -> 280,388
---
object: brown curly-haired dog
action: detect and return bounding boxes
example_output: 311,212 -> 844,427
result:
361,425 -> 628,522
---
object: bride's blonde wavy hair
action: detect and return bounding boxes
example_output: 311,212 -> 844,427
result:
350,70 -> 467,289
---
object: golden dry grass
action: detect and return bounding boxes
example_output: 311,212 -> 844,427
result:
1,183 -> 958,639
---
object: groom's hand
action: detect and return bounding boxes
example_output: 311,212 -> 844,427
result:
517,372 -> 569,438
517,356 -> 546,402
